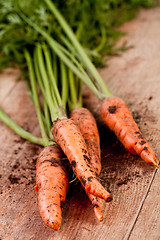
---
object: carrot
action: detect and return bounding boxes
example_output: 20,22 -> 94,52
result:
70,107 -> 101,175
100,96 -> 159,167
52,118 -> 112,202
87,194 -> 103,221
35,144 -> 69,230
70,107 -> 104,221
40,2 -> 158,167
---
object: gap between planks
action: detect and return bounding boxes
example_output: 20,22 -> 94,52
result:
122,167 -> 158,240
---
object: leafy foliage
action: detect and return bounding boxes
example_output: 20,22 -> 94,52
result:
0,0 -> 159,69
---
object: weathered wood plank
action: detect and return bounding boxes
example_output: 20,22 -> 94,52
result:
0,6 -> 160,240
129,169 -> 160,240
0,73 -> 42,240
118,8 -> 160,239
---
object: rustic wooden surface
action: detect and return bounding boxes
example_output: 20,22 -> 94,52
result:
0,6 -> 160,240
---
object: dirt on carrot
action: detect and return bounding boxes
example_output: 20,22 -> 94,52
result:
70,107 -> 104,221
35,144 -> 69,230
70,107 -> 101,175
52,118 -> 112,202
100,96 -> 159,167
87,194 -> 103,221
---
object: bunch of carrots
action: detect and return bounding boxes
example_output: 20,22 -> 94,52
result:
0,0 -> 158,231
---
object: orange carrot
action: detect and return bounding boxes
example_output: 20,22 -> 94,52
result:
70,107 -> 101,175
70,107 -> 103,221
52,118 -> 112,202
35,144 -> 69,230
87,193 -> 103,221
100,96 -> 159,167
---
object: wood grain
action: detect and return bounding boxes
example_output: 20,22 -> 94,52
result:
0,6 -> 160,240
129,169 -> 160,240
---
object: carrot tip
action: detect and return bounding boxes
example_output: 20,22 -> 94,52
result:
94,208 -> 103,222
147,161 -> 159,168
105,194 -> 113,202
99,217 -> 103,222
85,184 -> 112,202
48,221 -> 61,231
146,159 -> 159,168
153,162 -> 159,168
95,214 -> 103,222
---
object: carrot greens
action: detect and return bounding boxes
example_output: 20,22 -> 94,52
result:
0,108 -> 45,146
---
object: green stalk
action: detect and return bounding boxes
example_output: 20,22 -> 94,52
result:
61,35 -> 101,67
35,44 -> 56,121
44,0 -> 113,97
24,49 -> 48,145
41,44 -> 66,121
68,69 -> 77,107
56,42 -> 105,99
94,27 -> 107,53
19,12 -> 102,99
42,47 -> 58,109
68,69 -> 82,112
34,50 -> 46,98
0,108 -> 47,146
42,43 -> 62,107
58,36 -> 107,99
60,35 -> 79,60
43,99 -> 53,139
60,61 -> 68,111
76,22 -> 83,40
34,46 -> 59,125
33,54 -> 51,135
53,53 -> 58,83
77,78 -> 82,107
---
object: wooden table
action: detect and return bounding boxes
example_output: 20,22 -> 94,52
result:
0,6 -> 160,240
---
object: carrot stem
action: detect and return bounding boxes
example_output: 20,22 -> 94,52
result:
0,108 -> 48,146
68,72 -> 82,111
42,43 -> 62,108
60,61 -> 68,111
68,69 -> 77,107
94,26 -> 106,53
33,48 -> 53,137
33,50 -> 46,98
35,44 -> 56,120
19,12 -> 102,99
43,100 -> 53,139
77,77 -> 82,107
44,0 -> 112,97
59,35 -> 102,100
52,53 -> 58,84
24,49 -> 48,145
